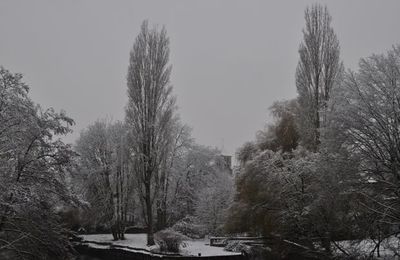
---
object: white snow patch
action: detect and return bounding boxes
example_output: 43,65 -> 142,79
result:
80,234 -> 241,256
182,239 -> 241,256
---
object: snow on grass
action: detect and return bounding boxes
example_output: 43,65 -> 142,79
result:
182,239 -> 240,256
82,234 -> 149,249
80,234 -> 241,256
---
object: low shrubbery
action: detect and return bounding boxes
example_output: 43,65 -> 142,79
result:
225,240 -> 272,260
171,216 -> 206,239
225,240 -> 249,253
154,229 -> 187,253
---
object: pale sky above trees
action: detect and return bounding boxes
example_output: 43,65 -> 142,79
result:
1,0 -> 400,156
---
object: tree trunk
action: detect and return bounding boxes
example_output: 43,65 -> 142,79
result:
145,181 -> 155,246
156,207 -> 167,231
156,171 -> 168,231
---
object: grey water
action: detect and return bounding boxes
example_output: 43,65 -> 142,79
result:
76,255 -> 102,260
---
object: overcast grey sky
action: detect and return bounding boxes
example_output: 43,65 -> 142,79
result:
1,0 -> 400,156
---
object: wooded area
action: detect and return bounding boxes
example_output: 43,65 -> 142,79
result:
0,3 -> 399,260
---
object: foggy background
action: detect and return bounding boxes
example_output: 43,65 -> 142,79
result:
1,0 -> 399,156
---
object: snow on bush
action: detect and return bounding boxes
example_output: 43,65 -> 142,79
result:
154,229 -> 187,253
224,240 -> 249,253
171,216 -> 206,239
225,241 -> 271,260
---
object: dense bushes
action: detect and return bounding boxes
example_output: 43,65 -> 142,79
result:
171,216 -> 206,239
154,229 -> 186,253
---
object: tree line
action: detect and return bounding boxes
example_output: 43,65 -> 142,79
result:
226,4 -> 400,258
1,3 -> 400,259
0,20 -> 234,259
70,21 -> 234,246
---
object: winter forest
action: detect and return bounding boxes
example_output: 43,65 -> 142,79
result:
1,2 -> 400,260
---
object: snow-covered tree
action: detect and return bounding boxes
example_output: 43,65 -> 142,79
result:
296,4 -> 342,151
227,145 -> 319,238
75,120 -> 133,240
257,99 -> 299,152
125,20 -> 176,245
195,162 -> 233,235
0,67 -> 76,259
155,119 -> 192,230
168,145 -> 225,222
334,45 -> 400,227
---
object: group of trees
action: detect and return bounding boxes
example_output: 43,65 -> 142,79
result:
2,4 -> 399,259
0,19 -> 234,260
72,21 -> 234,246
226,4 -> 400,258
0,67 -> 76,259
73,120 -> 234,243
73,120 -> 132,240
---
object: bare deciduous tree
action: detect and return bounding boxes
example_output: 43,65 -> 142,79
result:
155,119 -> 192,230
126,20 -> 176,246
335,45 -> 400,227
296,4 -> 342,151
75,120 -> 132,240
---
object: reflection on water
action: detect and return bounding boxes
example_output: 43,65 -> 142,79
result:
76,255 -> 103,260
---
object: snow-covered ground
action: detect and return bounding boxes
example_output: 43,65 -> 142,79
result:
80,234 -> 241,256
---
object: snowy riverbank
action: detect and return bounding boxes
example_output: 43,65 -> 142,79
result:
80,234 -> 241,257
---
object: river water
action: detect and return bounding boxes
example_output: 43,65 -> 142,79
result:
75,255 -> 102,260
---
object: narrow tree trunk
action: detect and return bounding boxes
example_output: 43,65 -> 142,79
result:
161,199 -> 167,228
145,181 -> 155,245
156,169 -> 168,231
156,201 -> 162,231
156,207 -> 167,231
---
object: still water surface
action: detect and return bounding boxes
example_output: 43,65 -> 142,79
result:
76,255 -> 102,260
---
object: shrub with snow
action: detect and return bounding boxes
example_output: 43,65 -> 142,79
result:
225,240 -> 249,253
154,229 -> 186,253
171,216 -> 206,239
225,241 -> 270,260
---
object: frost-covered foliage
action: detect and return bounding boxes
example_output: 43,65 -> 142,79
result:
226,99 -> 307,236
225,241 -> 270,260
170,145 -> 232,233
225,240 -> 249,253
171,216 -> 206,239
75,109 -> 231,240
325,45 -> 400,256
74,120 -> 134,240
195,168 -> 233,235
225,5 -> 400,259
0,67 -> 76,259
154,229 -> 186,253
227,40 -> 400,258
226,88 -> 361,254
226,145 -> 320,238
227,122 -> 360,255
154,120 -> 192,232
335,45 -> 400,216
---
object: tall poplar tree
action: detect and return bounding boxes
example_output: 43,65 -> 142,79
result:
296,4 -> 342,151
125,21 -> 175,246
